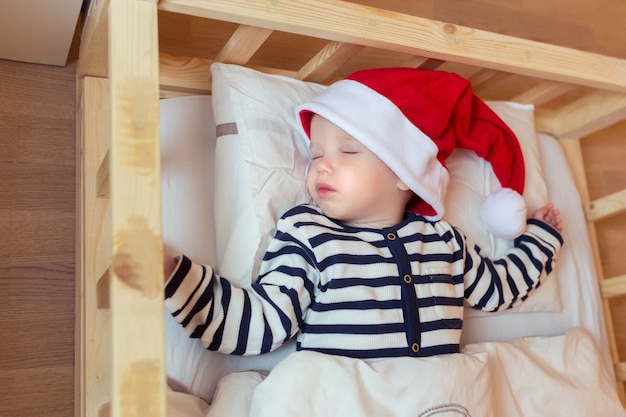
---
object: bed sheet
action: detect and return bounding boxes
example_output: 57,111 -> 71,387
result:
160,96 -> 614,404
196,328 -> 625,417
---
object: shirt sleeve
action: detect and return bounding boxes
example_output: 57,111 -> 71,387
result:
164,216 -> 318,355
461,218 -> 564,312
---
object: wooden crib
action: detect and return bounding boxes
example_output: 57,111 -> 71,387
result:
75,0 -> 626,416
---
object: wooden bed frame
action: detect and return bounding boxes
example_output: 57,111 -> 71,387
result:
75,0 -> 626,416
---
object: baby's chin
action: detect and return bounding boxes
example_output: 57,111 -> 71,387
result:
318,207 -> 400,229
312,201 -> 346,221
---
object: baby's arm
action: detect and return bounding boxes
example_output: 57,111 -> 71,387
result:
161,213 -> 317,355
531,203 -> 562,232
464,202 -> 564,312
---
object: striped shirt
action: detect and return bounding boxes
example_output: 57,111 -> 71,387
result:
165,204 -> 562,359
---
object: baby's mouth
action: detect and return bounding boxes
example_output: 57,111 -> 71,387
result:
316,183 -> 335,197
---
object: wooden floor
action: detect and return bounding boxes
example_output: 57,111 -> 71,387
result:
0,25 -> 78,417
0,1 -> 625,416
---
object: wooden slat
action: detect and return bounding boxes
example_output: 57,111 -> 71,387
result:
599,274 -> 626,299
99,403 -> 111,417
159,54 -> 212,95
512,81 -> 577,105
467,68 -> 500,87
97,268 -> 111,309
401,55 -> 430,68
549,90 -> 626,139
96,150 -> 110,198
159,52 -> 305,96
296,41 -> 363,82
78,0 -> 110,78
585,188 -> 626,222
471,70 -> 515,97
617,362 -> 626,382
559,138 -> 626,404
159,0 -> 626,92
76,69 -> 85,417
534,107 -> 556,135
108,1 -> 166,417
415,58 -> 446,70
214,24 -> 274,64
436,61 -> 483,81
78,76 -> 113,417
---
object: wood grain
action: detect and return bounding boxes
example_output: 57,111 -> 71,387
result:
159,0 -> 626,91
108,1 -> 166,417
0,14 -> 78,417
0,61 -> 76,417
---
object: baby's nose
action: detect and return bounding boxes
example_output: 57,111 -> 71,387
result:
315,157 -> 333,173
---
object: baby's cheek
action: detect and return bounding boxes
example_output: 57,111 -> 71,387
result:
305,171 -> 316,197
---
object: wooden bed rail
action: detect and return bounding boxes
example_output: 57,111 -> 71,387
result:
77,75 -> 113,417
76,0 -> 626,415
560,138 -> 626,403
600,275 -> 626,300
541,91 -> 626,139
79,0 -> 626,93
586,189 -> 626,222
77,0 -> 166,416
108,1 -> 166,417
157,0 -> 626,92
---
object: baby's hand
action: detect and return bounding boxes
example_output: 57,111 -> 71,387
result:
532,203 -> 562,232
163,249 -> 177,282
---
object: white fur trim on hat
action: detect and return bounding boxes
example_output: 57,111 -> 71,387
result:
480,188 -> 527,240
296,79 -> 450,220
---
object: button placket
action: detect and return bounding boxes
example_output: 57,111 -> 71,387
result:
383,227 -> 422,357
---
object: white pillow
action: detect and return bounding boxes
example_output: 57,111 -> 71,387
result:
211,63 -> 323,281
161,95 -> 293,403
210,62 -> 559,314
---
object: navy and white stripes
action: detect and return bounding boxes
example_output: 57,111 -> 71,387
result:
165,204 -> 562,359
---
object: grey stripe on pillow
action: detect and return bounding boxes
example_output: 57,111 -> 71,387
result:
216,122 -> 238,137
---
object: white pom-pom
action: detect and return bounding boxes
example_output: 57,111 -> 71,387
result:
480,188 -> 527,240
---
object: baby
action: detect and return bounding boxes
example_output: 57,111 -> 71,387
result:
163,67 -> 562,359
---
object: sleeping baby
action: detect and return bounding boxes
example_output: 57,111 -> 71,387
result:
162,67 -> 563,360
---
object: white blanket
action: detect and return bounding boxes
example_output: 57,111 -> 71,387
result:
169,328 -> 625,417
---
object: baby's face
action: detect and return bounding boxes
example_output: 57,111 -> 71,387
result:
306,115 -> 411,228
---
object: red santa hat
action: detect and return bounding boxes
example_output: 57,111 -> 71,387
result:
296,67 -> 527,240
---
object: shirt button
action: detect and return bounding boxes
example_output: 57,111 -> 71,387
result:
403,274 -> 412,284
387,232 -> 396,240
411,343 -> 420,353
